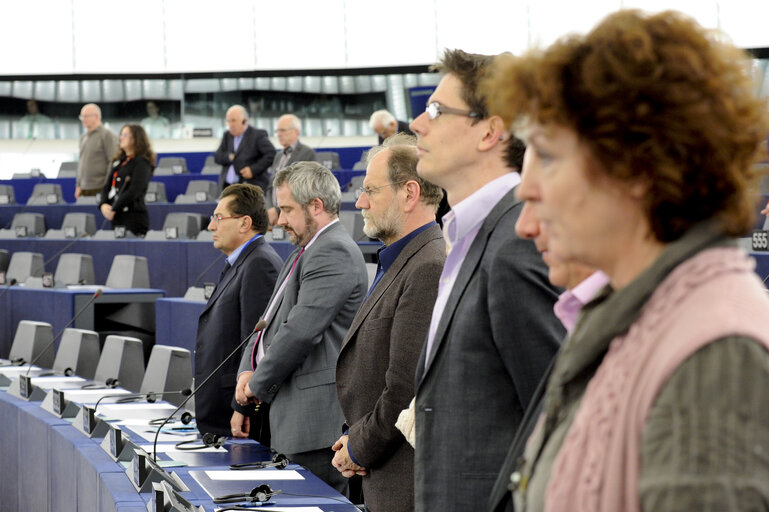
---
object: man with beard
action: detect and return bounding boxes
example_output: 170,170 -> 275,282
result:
332,134 -> 445,511
233,161 -> 368,495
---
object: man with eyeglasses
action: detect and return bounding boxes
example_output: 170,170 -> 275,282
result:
233,161 -> 368,496
331,134 -> 445,511
195,184 -> 282,442
408,49 -> 564,511
76,103 -> 117,198
265,114 -> 317,224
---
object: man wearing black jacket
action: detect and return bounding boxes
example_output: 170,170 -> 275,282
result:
215,105 -> 276,192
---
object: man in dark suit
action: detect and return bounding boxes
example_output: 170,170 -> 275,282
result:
369,109 -> 414,144
266,114 -> 317,225
408,49 -> 565,511
195,184 -> 282,440
214,104 -> 276,192
332,134 -> 445,512
233,161 -> 368,495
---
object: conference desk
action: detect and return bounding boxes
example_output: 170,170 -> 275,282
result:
0,237 -> 381,297
0,174 -> 219,205
0,376 -> 358,512
0,286 -> 164,359
0,201 -> 214,231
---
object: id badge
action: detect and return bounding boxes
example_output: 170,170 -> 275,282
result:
108,187 -> 117,200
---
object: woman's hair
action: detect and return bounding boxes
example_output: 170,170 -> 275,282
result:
114,124 -> 156,170
484,9 -> 769,241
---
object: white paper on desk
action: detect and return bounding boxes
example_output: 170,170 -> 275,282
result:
63,388 -> 132,401
31,376 -> 85,385
205,470 -> 304,481
216,508 -> 322,512
97,403 -> 176,421
0,365 -> 39,375
138,443 -> 225,454
66,284 -> 109,292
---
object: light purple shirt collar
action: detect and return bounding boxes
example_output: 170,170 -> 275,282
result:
553,271 -> 610,333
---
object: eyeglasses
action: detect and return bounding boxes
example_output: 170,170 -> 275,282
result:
425,101 -> 479,120
209,213 -> 244,223
354,180 -> 409,200
78,113 -> 97,121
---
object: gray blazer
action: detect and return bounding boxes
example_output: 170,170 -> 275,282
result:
413,187 -> 564,511
238,221 -> 368,455
336,224 -> 445,512
270,140 -> 317,171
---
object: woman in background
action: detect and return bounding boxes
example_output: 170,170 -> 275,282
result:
99,124 -> 154,236
484,9 -> 769,512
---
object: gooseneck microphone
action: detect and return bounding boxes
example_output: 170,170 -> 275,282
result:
28,231 -> 89,279
25,288 -> 103,376
93,388 -> 192,411
152,319 -> 267,461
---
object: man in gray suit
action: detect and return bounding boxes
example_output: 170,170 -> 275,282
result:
266,114 -> 317,225
408,49 -> 564,511
332,134 -> 445,511
233,161 -> 368,495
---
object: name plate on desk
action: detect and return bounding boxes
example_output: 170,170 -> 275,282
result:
46,193 -> 58,204
53,388 -> 64,415
100,424 -> 136,462
172,165 -> 184,174
165,226 -> 178,239
271,226 -> 286,240
753,230 -> 769,251
19,374 -> 32,398
145,192 -> 158,203
42,272 -> 54,288
14,226 -> 27,238
194,191 -> 207,203
203,282 -> 215,300
0,194 -> 9,205
114,226 -> 127,238
150,481 -> 204,512
63,226 -> 77,239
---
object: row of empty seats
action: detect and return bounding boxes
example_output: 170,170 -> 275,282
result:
3,320 -> 191,405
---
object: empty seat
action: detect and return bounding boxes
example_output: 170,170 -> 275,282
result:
8,320 -> 54,368
106,255 -> 150,288
0,184 -> 16,204
147,212 -> 202,240
27,183 -> 64,205
140,346 -> 192,407
58,161 -> 78,178
315,151 -> 341,170
11,213 -> 46,237
186,180 -> 219,198
352,161 -> 367,171
93,335 -> 145,392
204,155 -> 216,167
144,181 -> 168,203
54,253 -> 95,285
6,251 -> 44,282
155,157 -> 188,175
201,164 -> 221,175
63,212 -> 97,236
53,328 -> 100,379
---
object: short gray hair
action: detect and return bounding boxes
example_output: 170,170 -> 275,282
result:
282,114 -> 302,132
227,104 -> 248,120
369,109 -> 396,129
273,161 -> 341,215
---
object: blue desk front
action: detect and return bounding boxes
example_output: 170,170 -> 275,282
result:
155,297 -> 206,371
0,286 -> 164,359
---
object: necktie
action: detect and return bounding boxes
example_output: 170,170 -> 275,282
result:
252,247 -> 305,368
277,146 -> 292,171
218,261 -> 231,284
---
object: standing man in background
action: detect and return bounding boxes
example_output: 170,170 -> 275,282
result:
214,104 -> 275,192
76,103 -> 117,199
369,109 -> 414,144
195,183 -> 282,441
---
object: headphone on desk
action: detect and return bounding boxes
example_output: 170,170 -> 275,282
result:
213,483 -> 280,504
175,432 -> 226,450
229,452 -> 289,470
149,411 -> 194,426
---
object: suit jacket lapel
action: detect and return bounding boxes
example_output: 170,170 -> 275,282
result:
418,188 -> 521,383
201,238 -> 262,315
340,225 -> 443,351
233,126 -> 251,158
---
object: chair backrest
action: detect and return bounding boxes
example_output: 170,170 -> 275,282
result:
145,181 -> 168,203
162,212 -> 202,240
315,151 -> 341,170
106,255 -> 150,288
0,184 -> 15,204
58,161 -> 78,178
140,346 -> 192,407
204,155 -> 216,167
6,251 -> 44,282
62,212 -> 97,236
352,161 -> 367,170
338,210 -> 367,241
53,328 -> 100,379
201,164 -> 221,175
9,320 -> 54,368
11,213 -> 45,237
185,180 -> 219,198
75,195 -> 98,205
93,335 -> 145,392
54,253 -> 95,285
156,157 -> 188,174
28,183 -> 64,205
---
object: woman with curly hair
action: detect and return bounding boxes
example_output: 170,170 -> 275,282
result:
484,9 -> 769,512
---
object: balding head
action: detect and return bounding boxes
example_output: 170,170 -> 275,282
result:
79,103 -> 102,132
276,114 -> 301,148
226,105 -> 249,137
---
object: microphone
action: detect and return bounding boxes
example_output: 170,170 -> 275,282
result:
25,288 -> 103,376
0,355 -> 25,368
93,388 -> 192,411
152,319 -> 267,461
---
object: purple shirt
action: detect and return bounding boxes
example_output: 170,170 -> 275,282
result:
423,172 -> 521,367
553,271 -> 610,333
